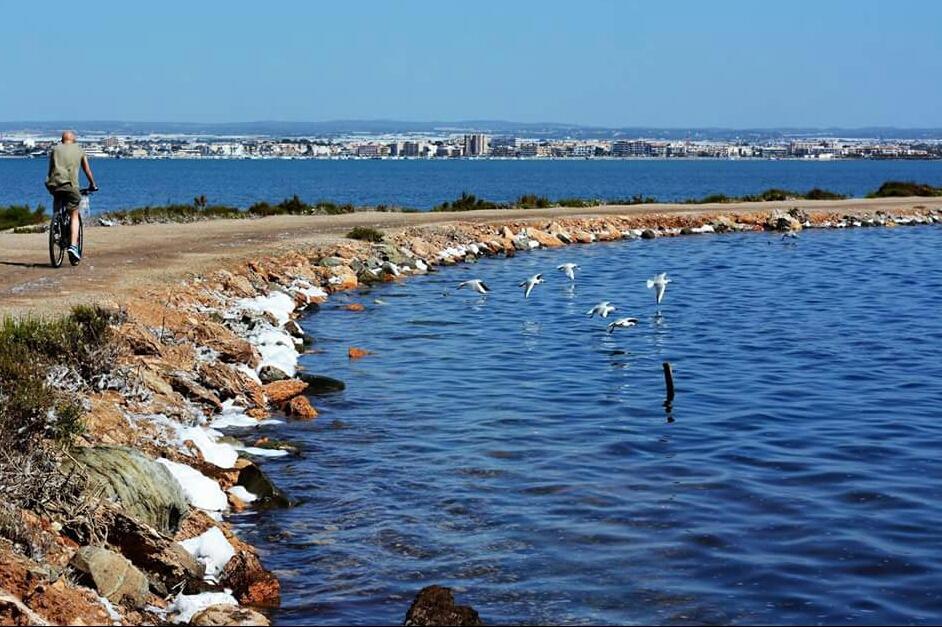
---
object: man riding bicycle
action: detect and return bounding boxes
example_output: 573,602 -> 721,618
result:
45,130 -> 98,264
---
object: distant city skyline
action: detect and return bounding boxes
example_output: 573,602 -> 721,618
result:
3,1 -> 941,127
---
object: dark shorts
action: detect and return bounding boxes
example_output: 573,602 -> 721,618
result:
50,187 -> 81,211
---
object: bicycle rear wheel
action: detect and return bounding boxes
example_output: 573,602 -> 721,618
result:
49,213 -> 65,268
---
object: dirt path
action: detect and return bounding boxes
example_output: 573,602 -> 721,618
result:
1,196 -> 937,317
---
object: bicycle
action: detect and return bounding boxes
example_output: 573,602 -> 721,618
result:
49,187 -> 95,267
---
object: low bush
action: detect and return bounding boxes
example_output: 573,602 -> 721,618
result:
556,198 -> 601,208
516,194 -> 553,209
0,204 -> 47,231
0,305 -> 119,553
346,226 -> 385,242
432,192 -> 502,212
804,188 -> 848,200
867,181 -> 942,198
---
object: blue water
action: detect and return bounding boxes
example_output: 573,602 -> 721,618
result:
228,225 -> 942,625
2,158 -> 942,212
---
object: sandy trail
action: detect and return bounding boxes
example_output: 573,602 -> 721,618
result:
1,196 -> 937,317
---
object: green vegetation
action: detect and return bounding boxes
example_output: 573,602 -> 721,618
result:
102,203 -> 242,223
0,306 -> 120,553
103,195 -> 361,224
685,187 -> 848,204
432,191 -> 501,212
867,181 -> 942,198
346,226 -> 385,242
15,179 -> 936,229
557,198 -> 602,208
804,188 -> 848,200
609,194 -> 659,205
515,194 -> 553,209
0,204 -> 47,231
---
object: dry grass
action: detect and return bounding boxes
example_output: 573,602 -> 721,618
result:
0,306 -> 121,553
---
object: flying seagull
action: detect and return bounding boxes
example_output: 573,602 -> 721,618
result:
607,317 -> 639,334
646,272 -> 672,306
557,263 -> 580,281
586,301 -> 616,318
457,279 -> 490,295
519,273 -> 544,299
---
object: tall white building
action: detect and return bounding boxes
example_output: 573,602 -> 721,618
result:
463,134 -> 489,156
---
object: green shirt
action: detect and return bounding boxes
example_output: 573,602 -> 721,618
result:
45,143 -> 85,191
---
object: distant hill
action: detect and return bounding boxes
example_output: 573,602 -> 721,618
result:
2,120 -> 942,141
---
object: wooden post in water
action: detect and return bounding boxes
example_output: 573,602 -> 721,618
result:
662,361 -> 675,405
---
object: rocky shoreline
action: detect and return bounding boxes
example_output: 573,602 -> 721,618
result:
1,203 -> 939,626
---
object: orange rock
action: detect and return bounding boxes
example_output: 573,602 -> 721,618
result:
525,228 -> 564,248
572,229 -> 594,243
220,551 -> 281,608
263,379 -> 309,404
286,395 -> 318,420
348,347 -> 371,359
344,303 -> 365,312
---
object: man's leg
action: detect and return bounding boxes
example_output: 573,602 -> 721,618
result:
70,206 -> 81,247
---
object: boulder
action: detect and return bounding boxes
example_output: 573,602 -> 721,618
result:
344,303 -> 366,312
118,323 -> 163,356
404,586 -> 483,626
102,505 -> 206,596
219,552 -> 281,608
68,446 -> 189,534
258,365 -> 290,383
525,228 -> 564,248
571,229 -> 594,243
191,320 -> 260,367
296,373 -> 345,395
198,362 -> 260,404
190,604 -> 270,626
170,372 -> 223,410
262,379 -> 308,404
283,320 -> 304,338
766,209 -> 803,232
223,274 -> 257,298
236,464 -> 291,508
285,396 -> 318,420
640,229 -> 657,239
70,546 -> 149,607
318,256 -> 347,267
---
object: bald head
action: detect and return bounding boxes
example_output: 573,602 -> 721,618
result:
61,130 -> 76,143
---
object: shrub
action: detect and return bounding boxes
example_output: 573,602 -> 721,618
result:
316,202 -> 355,215
556,198 -> 600,208
0,306 -> 119,552
432,192 -> 502,212
277,195 -> 309,214
610,194 -> 658,205
346,226 -> 385,242
103,204 -> 242,223
0,204 -> 47,231
867,181 -> 942,198
516,194 -> 553,209
804,188 -> 847,200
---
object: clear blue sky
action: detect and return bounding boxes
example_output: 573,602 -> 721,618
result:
3,0 -> 940,127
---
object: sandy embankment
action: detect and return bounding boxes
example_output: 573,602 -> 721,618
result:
0,198 -> 939,625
